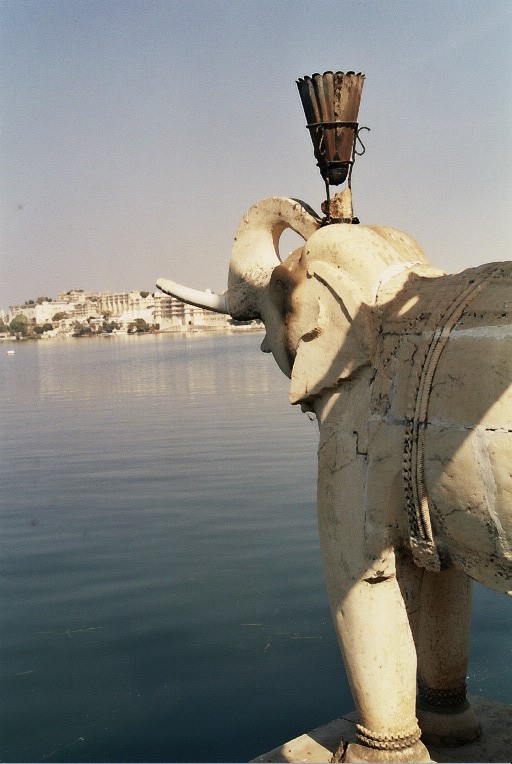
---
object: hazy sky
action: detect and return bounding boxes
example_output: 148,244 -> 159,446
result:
1,0 -> 511,309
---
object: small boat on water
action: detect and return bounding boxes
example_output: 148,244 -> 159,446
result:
6,349 -> 15,355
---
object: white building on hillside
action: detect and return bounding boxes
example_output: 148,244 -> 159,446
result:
7,289 -> 234,331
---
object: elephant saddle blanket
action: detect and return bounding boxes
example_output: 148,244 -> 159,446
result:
371,260 -> 512,590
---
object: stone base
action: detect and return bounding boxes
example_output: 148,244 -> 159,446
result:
251,696 -> 512,763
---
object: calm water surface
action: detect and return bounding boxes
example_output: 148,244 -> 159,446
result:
0,334 -> 510,762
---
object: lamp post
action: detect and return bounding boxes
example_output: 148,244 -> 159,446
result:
296,71 -> 367,223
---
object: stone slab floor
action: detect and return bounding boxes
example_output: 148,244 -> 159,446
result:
252,696 -> 512,763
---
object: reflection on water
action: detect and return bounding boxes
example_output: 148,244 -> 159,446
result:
0,334 -> 510,763
27,334 -> 276,402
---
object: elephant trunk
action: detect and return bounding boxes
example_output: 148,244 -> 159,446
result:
155,198 -> 320,320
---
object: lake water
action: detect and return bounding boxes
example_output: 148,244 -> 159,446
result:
0,334 -> 510,763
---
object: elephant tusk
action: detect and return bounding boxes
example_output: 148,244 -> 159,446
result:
157,199 -> 320,322
156,278 -> 229,314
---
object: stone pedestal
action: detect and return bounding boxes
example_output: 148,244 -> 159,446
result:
252,696 -> 512,763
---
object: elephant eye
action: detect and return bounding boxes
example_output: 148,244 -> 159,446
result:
272,278 -> 288,309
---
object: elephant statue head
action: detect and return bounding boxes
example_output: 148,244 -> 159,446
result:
156,196 -> 511,763
157,196 -> 430,409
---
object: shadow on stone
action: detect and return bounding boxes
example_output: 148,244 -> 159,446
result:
252,696 -> 512,763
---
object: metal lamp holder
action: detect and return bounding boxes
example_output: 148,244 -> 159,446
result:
297,71 -> 368,224
306,120 -> 369,222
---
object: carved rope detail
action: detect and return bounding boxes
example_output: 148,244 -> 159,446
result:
417,678 -> 467,707
402,264 -> 503,572
355,723 -> 421,750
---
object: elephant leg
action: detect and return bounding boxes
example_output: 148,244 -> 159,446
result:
328,570 -> 431,762
416,568 -> 481,746
395,548 -> 425,647
316,429 -> 430,762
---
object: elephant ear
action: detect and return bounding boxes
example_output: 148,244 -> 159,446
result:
289,260 -> 376,405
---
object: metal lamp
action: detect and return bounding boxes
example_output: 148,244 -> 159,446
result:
296,71 -> 367,222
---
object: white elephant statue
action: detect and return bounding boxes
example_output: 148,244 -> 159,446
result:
157,196 -> 511,763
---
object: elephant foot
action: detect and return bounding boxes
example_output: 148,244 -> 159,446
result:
341,739 -> 432,763
417,700 -> 481,747
335,722 -> 432,763
417,681 -> 481,746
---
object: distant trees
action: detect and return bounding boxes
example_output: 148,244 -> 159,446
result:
128,318 -> 151,334
103,319 -> 121,333
72,321 -> 93,337
3,314 -> 160,338
9,314 -> 29,336
33,323 -> 53,335
71,319 -> 123,336
3,313 -> 57,338
127,318 -> 159,334
4,291 -> 162,340
20,297 -> 53,305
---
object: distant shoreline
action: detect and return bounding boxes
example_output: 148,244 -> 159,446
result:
1,324 -> 265,342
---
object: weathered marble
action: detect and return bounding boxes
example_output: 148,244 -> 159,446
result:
157,193 -> 511,762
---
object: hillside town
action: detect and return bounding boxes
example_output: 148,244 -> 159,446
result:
0,289 -> 261,340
